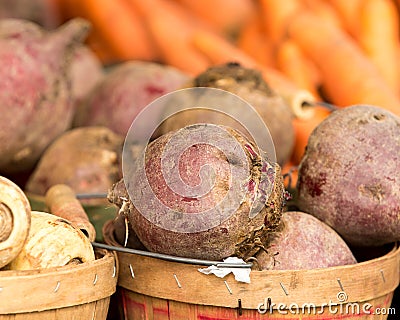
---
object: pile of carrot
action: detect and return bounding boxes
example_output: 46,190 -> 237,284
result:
57,0 -> 400,184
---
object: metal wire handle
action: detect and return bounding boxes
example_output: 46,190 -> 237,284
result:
92,242 -> 253,268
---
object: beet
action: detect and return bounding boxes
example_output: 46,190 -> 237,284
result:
73,61 -> 190,136
109,123 -> 287,260
256,211 -> 357,270
159,63 -> 295,165
296,105 -> 400,247
0,18 -> 90,173
70,45 -> 104,119
25,126 -> 123,203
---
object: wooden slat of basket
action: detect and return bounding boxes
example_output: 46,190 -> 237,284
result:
1,298 -> 110,320
121,290 -> 395,320
91,297 -> 111,320
116,244 -> 399,310
0,250 -> 117,314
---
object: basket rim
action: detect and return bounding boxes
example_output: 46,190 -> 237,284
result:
0,249 -> 117,314
103,219 -> 400,309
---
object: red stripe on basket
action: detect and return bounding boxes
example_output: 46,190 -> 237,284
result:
125,299 -> 146,313
196,294 -> 394,320
122,289 -> 393,320
153,306 -> 169,316
196,307 -> 381,320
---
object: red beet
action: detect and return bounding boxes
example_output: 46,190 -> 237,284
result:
73,61 -> 190,136
109,123 -> 286,260
256,211 -> 357,270
0,18 -> 90,173
296,105 -> 400,247
159,63 -> 295,165
70,45 -> 104,118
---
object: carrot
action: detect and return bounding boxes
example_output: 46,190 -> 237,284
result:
192,29 -> 261,67
236,12 -> 274,67
275,39 -> 321,98
80,0 -> 158,61
325,0 -> 363,37
176,0 -> 256,36
258,0 -> 302,45
191,29 -> 317,117
303,0 -> 343,29
281,160 -> 299,190
357,0 -> 400,94
45,184 -> 96,242
127,0 -> 210,75
287,10 -> 400,115
85,31 -> 118,65
291,105 -> 331,164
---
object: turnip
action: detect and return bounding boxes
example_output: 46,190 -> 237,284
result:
7,211 -> 95,270
159,63 -> 295,165
0,18 -> 90,173
73,61 -> 190,136
296,105 -> 400,247
25,126 -> 123,203
109,123 -> 287,260
255,211 -> 357,270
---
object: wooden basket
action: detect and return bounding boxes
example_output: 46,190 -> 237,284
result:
0,248 -> 117,319
103,219 -> 400,320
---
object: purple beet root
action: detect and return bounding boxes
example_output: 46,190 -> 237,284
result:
159,63 -> 295,165
256,211 -> 357,270
108,123 -> 286,260
69,44 -> 104,117
0,18 -> 90,173
73,61 -> 190,136
296,105 -> 400,247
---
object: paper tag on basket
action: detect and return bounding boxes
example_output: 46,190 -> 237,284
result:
198,257 -> 251,283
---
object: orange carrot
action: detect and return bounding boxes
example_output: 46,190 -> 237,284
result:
281,160 -> 299,190
192,29 -> 260,68
236,12 -> 274,67
45,184 -> 96,242
80,0 -> 158,61
176,0 -> 256,36
326,0 -> 363,37
275,39 -> 321,98
291,105 -> 331,164
259,0 -> 302,45
287,10 -> 400,115
303,0 -> 343,29
85,31 -> 118,65
358,0 -> 400,94
127,0 -> 210,75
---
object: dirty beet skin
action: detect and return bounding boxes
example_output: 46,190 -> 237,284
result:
109,124 -> 287,261
297,105 -> 400,247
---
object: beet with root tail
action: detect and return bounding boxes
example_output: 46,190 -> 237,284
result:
109,123 -> 287,260
0,18 -> 90,173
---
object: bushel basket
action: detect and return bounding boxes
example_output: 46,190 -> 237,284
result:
103,219 -> 399,320
0,248 -> 117,319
